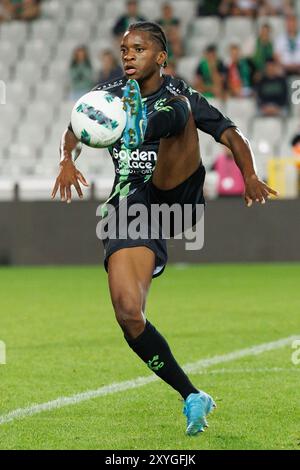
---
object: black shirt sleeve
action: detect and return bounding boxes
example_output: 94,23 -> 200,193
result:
183,86 -> 237,142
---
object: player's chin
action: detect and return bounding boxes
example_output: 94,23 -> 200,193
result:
125,71 -> 139,79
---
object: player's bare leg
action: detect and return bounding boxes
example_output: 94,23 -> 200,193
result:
108,245 -> 210,427
108,246 -> 154,339
121,79 -> 216,435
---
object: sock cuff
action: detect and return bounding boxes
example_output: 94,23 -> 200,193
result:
124,320 -> 155,347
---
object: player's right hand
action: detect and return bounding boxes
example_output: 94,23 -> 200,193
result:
51,157 -> 89,203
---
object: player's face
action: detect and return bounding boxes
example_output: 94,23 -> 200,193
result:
120,31 -> 165,82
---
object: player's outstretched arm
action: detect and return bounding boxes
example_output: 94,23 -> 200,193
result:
220,127 -> 279,207
51,128 -> 89,203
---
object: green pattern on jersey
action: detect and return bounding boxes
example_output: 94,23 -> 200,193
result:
101,142 -> 132,218
101,97 -> 152,218
154,98 -> 172,113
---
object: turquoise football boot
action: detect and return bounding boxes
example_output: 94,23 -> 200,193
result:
122,79 -> 147,149
183,391 -> 216,436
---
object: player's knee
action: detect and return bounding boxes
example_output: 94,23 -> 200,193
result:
113,294 -> 144,335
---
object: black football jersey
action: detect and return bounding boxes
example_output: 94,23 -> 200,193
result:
90,74 -> 236,203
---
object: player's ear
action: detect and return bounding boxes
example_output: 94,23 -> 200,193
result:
157,51 -> 167,67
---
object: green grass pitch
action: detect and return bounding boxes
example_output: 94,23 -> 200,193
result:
0,263 -> 299,450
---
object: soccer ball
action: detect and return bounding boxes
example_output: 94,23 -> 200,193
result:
71,90 -> 126,148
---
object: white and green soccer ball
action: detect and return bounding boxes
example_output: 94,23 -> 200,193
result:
71,90 -> 126,148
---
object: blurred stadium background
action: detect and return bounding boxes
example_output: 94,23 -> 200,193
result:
0,0 -> 300,263
1,1 -> 300,451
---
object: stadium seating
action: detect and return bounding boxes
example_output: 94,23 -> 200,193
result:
0,21 -> 28,44
224,17 -> 255,42
256,16 -> 285,37
7,81 -> 33,106
34,81 -> 65,103
226,98 -> 257,119
191,17 -> 221,43
0,40 -> 20,67
30,18 -> 60,41
252,117 -> 283,153
176,56 -> 199,83
186,36 -> 212,57
140,0 -> 164,21
70,0 -> 103,22
0,62 -> 12,81
14,61 -> 44,85
0,179 -> 15,201
103,1 -> 129,21
0,0 -> 299,201
23,39 -> 53,67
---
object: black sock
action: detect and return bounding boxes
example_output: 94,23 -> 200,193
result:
145,98 -> 190,141
125,320 -> 198,400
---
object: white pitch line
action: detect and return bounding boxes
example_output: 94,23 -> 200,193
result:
0,335 -> 298,426
183,335 -> 299,374
198,367 -> 300,375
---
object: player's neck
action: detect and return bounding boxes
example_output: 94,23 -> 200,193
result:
139,75 -> 165,98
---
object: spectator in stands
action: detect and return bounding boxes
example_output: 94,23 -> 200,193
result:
227,44 -> 252,97
275,15 -> 300,76
197,0 -> 222,16
256,57 -> 289,116
258,0 -> 295,16
0,0 -> 12,21
156,3 -> 183,60
194,45 -> 226,99
219,0 -> 257,18
19,0 -> 40,20
165,23 -> 184,60
69,46 -> 94,101
291,133 -> 300,159
2,0 -> 41,21
291,134 -> 300,194
112,0 -> 146,41
157,2 -> 180,32
252,23 -> 274,79
98,50 -> 123,84
214,147 -> 245,197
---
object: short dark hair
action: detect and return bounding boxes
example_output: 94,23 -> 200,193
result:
265,56 -> 276,64
206,44 -> 217,54
127,21 -> 168,67
291,134 -> 300,146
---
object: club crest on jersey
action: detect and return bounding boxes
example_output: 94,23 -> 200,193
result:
154,98 -> 167,111
76,103 -> 119,130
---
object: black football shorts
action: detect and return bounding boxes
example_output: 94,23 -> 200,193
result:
102,163 -> 206,278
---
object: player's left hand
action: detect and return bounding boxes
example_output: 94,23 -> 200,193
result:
244,174 -> 279,207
